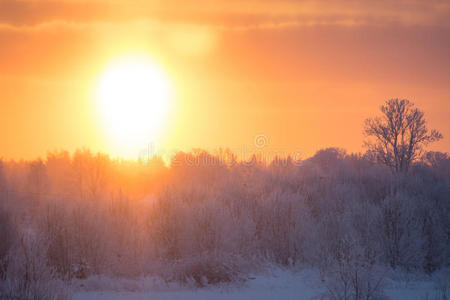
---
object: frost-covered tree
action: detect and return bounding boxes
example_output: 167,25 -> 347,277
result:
1,146 -> 449,292
364,99 -> 442,173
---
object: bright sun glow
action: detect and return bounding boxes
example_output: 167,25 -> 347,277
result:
97,57 -> 172,157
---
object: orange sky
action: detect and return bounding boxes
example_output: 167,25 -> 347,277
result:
1,0 -> 449,160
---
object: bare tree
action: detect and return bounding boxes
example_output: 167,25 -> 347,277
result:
364,99 -> 442,173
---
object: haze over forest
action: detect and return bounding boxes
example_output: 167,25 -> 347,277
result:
0,1 -> 449,300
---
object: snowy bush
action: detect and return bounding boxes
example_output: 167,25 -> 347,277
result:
0,233 -> 70,300
164,253 -> 248,287
320,236 -> 388,300
0,207 -> 15,278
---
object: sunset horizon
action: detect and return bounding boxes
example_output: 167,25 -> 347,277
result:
1,1 -> 449,300
1,0 -> 449,161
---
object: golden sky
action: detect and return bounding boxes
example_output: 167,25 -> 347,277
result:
1,0 -> 449,160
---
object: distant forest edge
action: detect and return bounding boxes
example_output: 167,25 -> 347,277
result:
0,99 -> 449,299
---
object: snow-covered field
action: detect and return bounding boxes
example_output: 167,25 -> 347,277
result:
72,268 -> 440,300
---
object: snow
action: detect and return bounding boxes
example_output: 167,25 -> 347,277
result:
72,268 -> 441,300
72,268 -> 317,300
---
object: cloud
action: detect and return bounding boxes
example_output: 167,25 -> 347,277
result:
0,0 -> 449,32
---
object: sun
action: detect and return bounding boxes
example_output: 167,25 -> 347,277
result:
97,57 -> 172,157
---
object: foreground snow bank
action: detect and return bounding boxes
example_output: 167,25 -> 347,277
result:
72,268 -> 446,300
72,268 -> 316,300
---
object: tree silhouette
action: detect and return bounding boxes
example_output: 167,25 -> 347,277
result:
364,99 -> 442,173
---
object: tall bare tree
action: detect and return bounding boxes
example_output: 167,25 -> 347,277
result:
364,99 -> 442,173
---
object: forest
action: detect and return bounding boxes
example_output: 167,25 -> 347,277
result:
0,100 -> 449,299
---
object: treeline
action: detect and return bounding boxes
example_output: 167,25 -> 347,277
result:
0,147 -> 449,298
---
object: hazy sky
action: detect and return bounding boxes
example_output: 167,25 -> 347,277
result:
1,0 -> 449,159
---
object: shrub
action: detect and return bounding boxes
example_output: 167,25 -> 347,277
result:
164,253 -> 246,287
0,207 -> 15,279
0,233 -> 70,300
